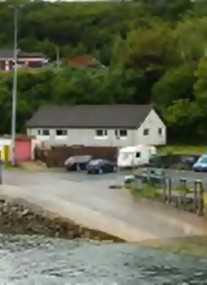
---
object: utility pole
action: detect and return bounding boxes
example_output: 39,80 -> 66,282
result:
10,7 -> 18,166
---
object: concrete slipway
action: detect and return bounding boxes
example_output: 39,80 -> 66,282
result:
0,170 -> 207,242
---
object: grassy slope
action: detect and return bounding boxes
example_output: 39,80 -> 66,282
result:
159,145 -> 207,155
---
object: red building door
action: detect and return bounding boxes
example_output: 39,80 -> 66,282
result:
15,138 -> 32,161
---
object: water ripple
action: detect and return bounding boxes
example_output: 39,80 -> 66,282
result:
0,234 -> 207,284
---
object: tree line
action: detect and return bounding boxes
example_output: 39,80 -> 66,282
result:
1,0 -> 207,142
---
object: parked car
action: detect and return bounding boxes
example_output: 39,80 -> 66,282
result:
148,154 -> 200,170
64,155 -> 92,171
192,154 -> 207,172
87,159 -> 117,174
180,154 -> 200,170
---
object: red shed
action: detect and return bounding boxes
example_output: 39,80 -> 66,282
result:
15,136 -> 32,161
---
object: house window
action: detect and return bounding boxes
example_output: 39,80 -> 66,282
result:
136,152 -> 140,158
119,129 -> 127,137
115,129 -> 128,139
95,129 -> 108,138
37,129 -> 41,135
143,128 -> 149,136
42,129 -> 50,136
158,128 -> 163,135
56,129 -> 67,136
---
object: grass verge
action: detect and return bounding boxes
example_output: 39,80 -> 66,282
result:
128,183 -> 161,200
159,145 -> 207,154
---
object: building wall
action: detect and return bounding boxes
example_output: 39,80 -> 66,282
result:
28,109 -> 166,147
137,109 -> 166,146
0,60 -> 13,71
28,128 -> 137,147
17,58 -> 47,68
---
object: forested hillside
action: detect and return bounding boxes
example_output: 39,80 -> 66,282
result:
1,0 -> 207,142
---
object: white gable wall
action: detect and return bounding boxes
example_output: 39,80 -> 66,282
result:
136,109 -> 166,146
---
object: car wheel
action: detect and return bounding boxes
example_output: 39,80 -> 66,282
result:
98,168 -> 103,174
76,164 -> 81,171
113,166 -> 117,172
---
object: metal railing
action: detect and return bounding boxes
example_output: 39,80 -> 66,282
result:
127,167 -> 206,216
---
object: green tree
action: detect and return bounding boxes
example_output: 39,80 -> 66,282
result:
172,18 -> 207,62
153,63 -> 196,109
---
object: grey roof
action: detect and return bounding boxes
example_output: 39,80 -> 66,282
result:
18,51 -> 46,58
0,49 -> 45,59
27,104 -> 153,129
0,49 -> 15,59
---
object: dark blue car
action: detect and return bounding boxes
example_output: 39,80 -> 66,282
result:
87,159 -> 117,174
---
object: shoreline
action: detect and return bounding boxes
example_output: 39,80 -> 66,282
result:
0,195 -> 124,242
1,195 -> 207,258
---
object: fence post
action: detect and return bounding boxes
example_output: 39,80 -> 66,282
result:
179,177 -> 187,210
203,188 -> 207,218
162,176 -> 166,203
197,179 -> 204,216
147,168 -> 151,186
167,177 -> 172,204
193,180 -> 198,213
162,169 -> 166,203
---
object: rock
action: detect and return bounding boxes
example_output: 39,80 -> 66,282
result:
18,209 -> 30,218
82,230 -> 91,239
67,231 -> 74,239
0,197 -> 122,242
55,231 -> 60,238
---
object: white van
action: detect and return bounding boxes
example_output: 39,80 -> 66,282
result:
117,145 -> 156,168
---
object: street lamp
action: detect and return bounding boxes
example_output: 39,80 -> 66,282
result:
10,7 -> 19,166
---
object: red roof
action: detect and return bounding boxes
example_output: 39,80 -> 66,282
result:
69,55 -> 99,66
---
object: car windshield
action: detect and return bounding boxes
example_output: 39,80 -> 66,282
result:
89,159 -> 103,165
198,156 -> 207,164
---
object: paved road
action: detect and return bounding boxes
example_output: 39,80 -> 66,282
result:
1,169 -> 207,242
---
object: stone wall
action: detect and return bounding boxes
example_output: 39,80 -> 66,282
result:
0,197 -> 124,242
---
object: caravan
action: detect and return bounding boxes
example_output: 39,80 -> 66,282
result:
117,145 -> 156,168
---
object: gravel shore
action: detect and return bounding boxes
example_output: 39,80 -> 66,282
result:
0,196 -> 123,242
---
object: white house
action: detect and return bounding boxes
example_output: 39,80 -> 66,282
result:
26,104 -> 166,147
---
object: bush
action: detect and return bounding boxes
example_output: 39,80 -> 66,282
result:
129,183 -> 161,199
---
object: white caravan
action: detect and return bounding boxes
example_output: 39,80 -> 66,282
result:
117,145 -> 156,168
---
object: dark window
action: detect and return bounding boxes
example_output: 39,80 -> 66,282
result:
143,128 -> 149,136
158,128 -> 162,135
119,129 -> 127,137
115,129 -> 127,138
42,129 -> 49,136
37,129 -> 41,135
136,152 -> 140,158
96,129 -> 107,137
56,129 -> 67,136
